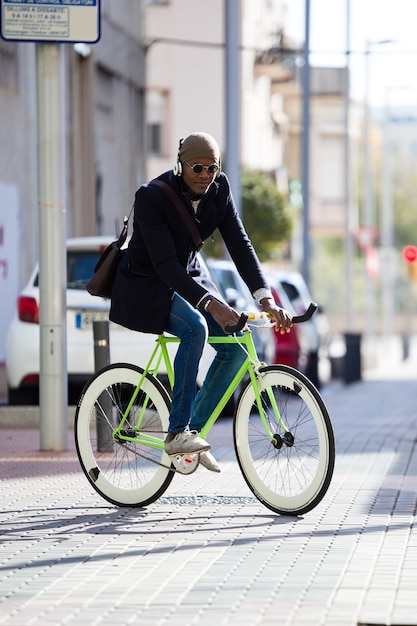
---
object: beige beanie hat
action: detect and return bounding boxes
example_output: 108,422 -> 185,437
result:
178,132 -> 220,165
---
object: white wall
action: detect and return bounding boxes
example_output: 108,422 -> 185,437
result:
0,183 -> 19,361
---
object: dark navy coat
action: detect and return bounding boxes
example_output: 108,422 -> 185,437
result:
109,171 -> 269,334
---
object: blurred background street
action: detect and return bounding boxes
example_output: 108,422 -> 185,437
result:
2,2 -> 417,623
2,1 -> 417,423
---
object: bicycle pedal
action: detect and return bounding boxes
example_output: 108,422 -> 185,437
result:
169,453 -> 200,475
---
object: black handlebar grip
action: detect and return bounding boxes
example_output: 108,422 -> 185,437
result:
292,302 -> 318,324
225,313 -> 249,335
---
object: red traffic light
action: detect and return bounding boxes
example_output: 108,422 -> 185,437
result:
402,246 -> 417,263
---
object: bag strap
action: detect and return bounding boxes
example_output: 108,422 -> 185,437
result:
116,203 -> 134,249
152,179 -> 203,251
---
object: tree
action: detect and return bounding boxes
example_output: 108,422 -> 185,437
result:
204,168 -> 292,261
393,170 -> 417,248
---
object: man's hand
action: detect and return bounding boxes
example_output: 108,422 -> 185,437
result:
205,299 -> 241,333
259,297 -> 293,334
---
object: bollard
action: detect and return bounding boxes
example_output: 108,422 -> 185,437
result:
402,333 -> 410,361
93,320 -> 113,452
344,332 -> 362,384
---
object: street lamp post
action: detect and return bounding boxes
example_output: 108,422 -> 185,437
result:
363,39 -> 393,342
380,86 -> 408,337
380,95 -> 394,336
225,0 -> 241,216
301,0 -> 311,288
343,0 -> 353,331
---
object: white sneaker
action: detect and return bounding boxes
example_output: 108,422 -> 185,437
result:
164,430 -> 210,455
199,451 -> 221,473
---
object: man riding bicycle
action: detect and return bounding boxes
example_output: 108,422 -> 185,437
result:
110,132 -> 292,471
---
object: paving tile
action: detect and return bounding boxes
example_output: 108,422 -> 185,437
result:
0,337 -> 417,624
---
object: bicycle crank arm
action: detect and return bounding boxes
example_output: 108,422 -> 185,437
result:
120,442 -> 200,475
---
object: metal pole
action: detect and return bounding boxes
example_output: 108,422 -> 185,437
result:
93,320 -> 113,452
225,0 -> 241,216
301,0 -> 311,287
380,94 -> 395,335
343,0 -> 353,331
37,43 -> 67,451
363,39 -> 392,342
363,41 -> 376,341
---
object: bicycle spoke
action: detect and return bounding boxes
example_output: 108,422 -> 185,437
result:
75,364 -> 174,507
234,365 -> 334,516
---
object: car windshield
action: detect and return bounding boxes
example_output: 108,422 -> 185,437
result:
67,251 -> 101,289
280,280 -> 307,314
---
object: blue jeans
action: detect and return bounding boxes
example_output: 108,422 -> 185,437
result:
164,294 -> 246,435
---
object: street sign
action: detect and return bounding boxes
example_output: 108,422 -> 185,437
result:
402,245 -> 417,282
0,0 -> 100,43
353,225 -> 379,253
402,245 -> 417,263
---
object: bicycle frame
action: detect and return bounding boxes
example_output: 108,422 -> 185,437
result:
75,301 -> 333,514
113,328 -> 287,450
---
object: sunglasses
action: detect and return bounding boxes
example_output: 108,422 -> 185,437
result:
185,161 -> 219,175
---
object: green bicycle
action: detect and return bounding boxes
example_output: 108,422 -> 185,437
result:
75,303 -> 335,516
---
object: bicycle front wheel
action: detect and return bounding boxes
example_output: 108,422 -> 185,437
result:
75,363 -> 174,507
234,365 -> 334,516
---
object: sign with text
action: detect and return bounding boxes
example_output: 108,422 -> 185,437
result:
0,0 -> 100,43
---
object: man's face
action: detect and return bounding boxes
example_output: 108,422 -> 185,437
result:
182,157 -> 218,196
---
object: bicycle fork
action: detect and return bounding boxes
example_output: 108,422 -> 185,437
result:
249,365 -> 293,449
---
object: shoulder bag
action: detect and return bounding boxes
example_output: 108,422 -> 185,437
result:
86,206 -> 133,299
86,181 -> 203,299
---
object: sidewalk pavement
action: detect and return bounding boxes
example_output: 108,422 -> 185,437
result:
0,337 -> 417,626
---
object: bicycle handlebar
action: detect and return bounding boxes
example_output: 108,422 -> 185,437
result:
225,313 -> 249,335
224,302 -> 318,335
292,302 -> 318,323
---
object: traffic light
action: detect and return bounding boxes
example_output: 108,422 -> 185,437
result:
402,246 -> 417,282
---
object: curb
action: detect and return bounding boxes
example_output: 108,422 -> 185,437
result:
0,406 -> 76,429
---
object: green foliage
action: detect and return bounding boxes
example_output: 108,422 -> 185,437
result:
241,168 -> 292,262
203,168 -> 292,261
393,170 -> 417,248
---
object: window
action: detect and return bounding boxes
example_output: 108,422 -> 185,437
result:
148,123 -> 162,155
146,90 -> 168,157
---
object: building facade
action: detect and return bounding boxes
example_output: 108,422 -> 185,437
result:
0,0 -> 363,363
0,0 -> 147,362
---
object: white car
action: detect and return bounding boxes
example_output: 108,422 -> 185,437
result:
5,239 -> 238,406
5,237 -> 179,405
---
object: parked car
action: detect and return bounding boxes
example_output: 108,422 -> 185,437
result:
205,259 -> 327,387
265,270 -> 329,388
205,257 -> 273,363
267,283 -> 302,370
5,237 -> 178,405
5,240 -> 258,406
202,257 -> 276,414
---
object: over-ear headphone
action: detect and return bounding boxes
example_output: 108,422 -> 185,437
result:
173,136 -> 222,178
173,160 -> 182,176
173,138 -> 184,176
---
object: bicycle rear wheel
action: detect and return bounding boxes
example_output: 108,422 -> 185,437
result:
75,363 -> 174,507
234,365 -> 334,516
